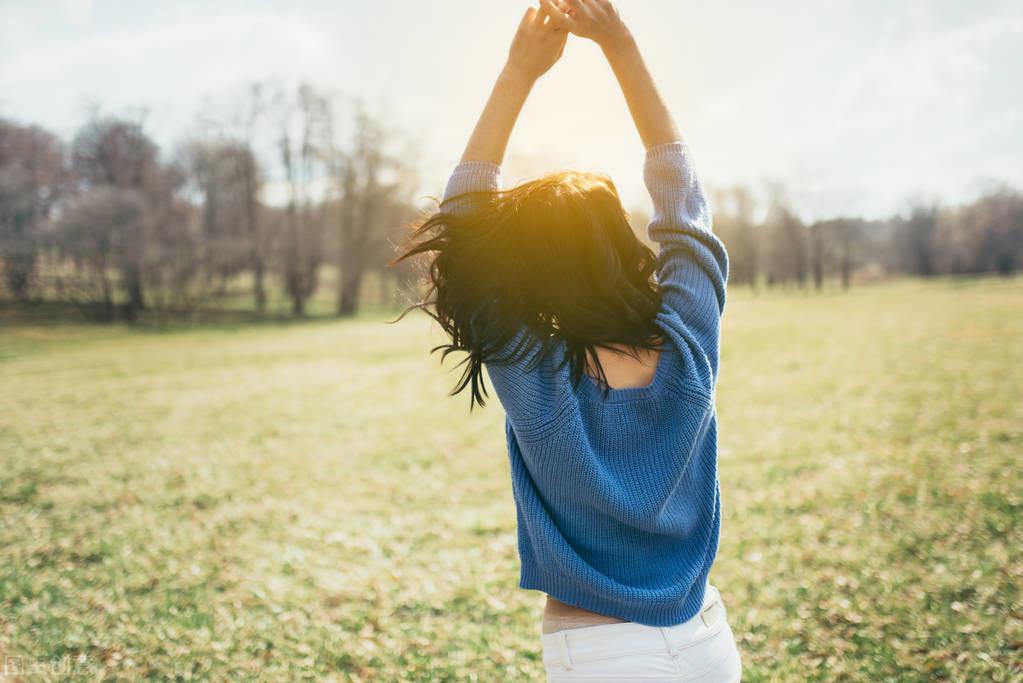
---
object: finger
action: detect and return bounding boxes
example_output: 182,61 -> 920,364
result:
531,3 -> 547,26
589,0 -> 613,18
537,5 -> 563,30
554,0 -> 575,19
540,0 -> 572,23
539,0 -> 575,29
562,0 -> 586,15
521,5 -> 537,26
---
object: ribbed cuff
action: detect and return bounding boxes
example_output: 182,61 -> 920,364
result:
644,140 -> 689,162
441,160 -> 502,213
449,160 -> 502,189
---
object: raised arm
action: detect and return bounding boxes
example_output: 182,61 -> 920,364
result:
641,142 -> 728,389
442,5 -> 567,216
458,6 -> 567,165
434,5 -> 574,424
543,0 -> 728,392
540,0 -> 677,149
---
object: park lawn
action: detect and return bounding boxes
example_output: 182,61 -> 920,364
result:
1,277 -> 1020,682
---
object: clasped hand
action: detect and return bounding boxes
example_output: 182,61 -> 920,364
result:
506,0 -> 630,83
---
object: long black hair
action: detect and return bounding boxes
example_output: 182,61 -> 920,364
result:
389,169 -> 665,409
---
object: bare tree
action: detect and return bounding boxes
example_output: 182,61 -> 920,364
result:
0,120 -> 67,300
57,187 -> 148,319
238,137 -> 269,311
178,139 -> 262,296
375,199 -> 421,309
330,104 -> 419,316
270,83 -> 331,316
712,185 -> 758,287
71,116 -> 162,313
67,115 -> 194,320
810,218 -> 862,289
809,221 -> 825,290
763,185 -> 807,287
934,189 -> 1023,275
144,160 -> 199,315
895,203 -> 939,276
831,218 -> 861,289
196,83 -> 274,311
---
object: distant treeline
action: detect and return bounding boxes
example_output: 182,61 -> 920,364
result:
705,184 -> 1023,290
1,82 -> 419,322
2,82 -> 1022,322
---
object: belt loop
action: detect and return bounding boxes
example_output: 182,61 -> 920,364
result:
560,631 -> 573,670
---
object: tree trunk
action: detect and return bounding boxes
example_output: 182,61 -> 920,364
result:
290,286 -> 305,316
337,263 -> 363,317
253,260 -> 267,312
100,272 -> 115,321
811,226 -> 824,291
3,252 -> 35,301
125,267 -> 145,318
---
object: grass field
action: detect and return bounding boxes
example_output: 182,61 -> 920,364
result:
1,278 -> 1021,682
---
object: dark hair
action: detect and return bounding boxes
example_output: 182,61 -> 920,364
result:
389,169 -> 665,409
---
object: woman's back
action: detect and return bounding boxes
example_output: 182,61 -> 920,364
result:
542,339 -> 662,633
586,342 -> 662,391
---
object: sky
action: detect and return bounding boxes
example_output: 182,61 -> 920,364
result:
1,0 -> 1021,220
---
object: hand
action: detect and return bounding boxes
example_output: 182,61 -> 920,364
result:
539,0 -> 631,50
505,5 -> 568,83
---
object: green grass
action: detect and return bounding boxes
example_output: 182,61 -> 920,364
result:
1,277 -> 1021,681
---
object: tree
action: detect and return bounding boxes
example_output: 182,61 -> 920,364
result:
196,82 -> 274,311
895,203 -> 939,276
68,115 -> 194,320
934,189 -> 1023,275
271,83 -> 331,316
71,117 -> 162,314
809,221 -> 825,290
178,139 -> 262,296
0,120 -> 67,300
832,219 -> 861,289
142,160 -> 198,315
713,186 -> 759,287
811,218 -> 862,289
763,186 -> 807,287
57,187 -> 148,320
333,107 -> 415,317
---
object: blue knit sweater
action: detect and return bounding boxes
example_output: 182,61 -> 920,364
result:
441,141 -> 728,627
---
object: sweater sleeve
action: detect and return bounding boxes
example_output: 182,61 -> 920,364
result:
438,159 -> 573,435
440,159 -> 502,214
643,141 -> 729,393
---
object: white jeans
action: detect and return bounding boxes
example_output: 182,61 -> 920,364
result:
541,585 -> 742,682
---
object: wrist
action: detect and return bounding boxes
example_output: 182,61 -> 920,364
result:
598,27 -> 636,58
499,62 -> 539,89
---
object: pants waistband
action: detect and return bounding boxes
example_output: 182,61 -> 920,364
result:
540,584 -> 725,669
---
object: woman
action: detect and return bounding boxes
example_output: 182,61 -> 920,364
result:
393,1 -> 741,680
